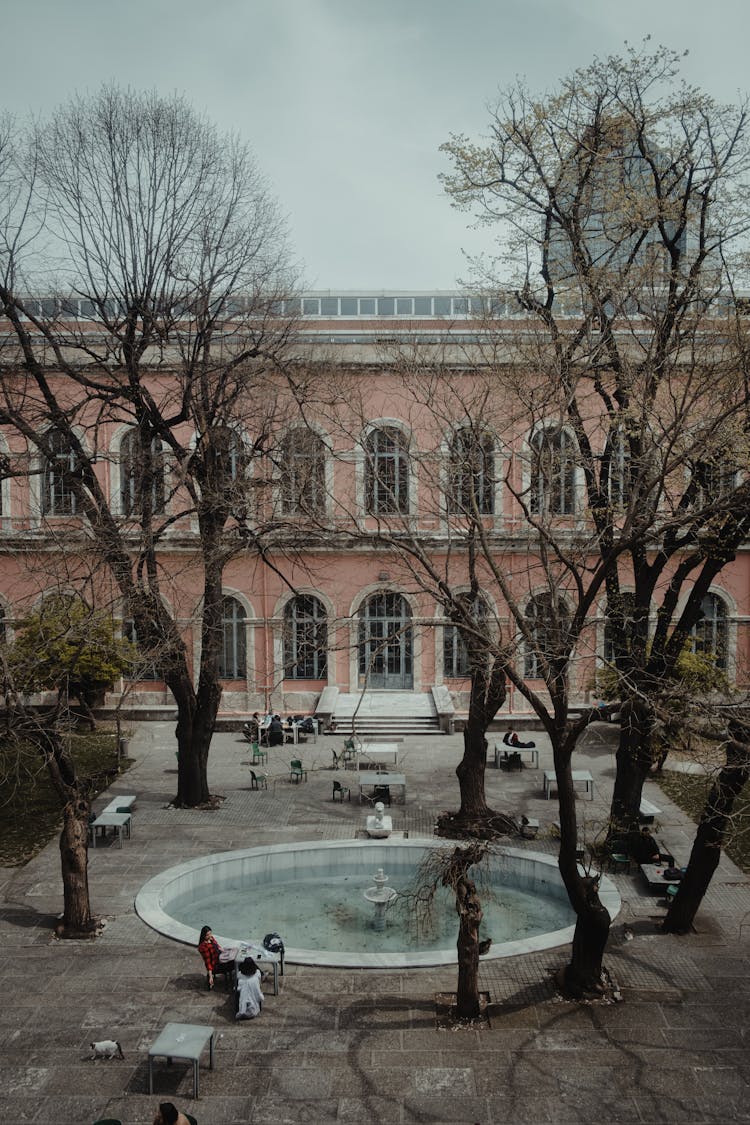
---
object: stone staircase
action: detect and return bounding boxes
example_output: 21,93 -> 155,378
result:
326,691 -> 443,738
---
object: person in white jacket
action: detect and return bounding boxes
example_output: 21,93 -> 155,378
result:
235,956 -> 264,1020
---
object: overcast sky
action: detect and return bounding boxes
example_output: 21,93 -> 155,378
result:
3,0 -> 748,290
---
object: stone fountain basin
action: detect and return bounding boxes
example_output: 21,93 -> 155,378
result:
134,838 -> 620,968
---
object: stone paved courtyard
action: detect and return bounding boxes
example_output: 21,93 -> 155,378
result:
1,721 -> 749,1124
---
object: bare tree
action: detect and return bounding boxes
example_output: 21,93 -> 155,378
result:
0,87 -> 301,806
433,44 -> 750,984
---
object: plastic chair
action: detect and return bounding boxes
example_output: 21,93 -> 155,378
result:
289,759 -> 307,783
332,780 -> 351,802
250,769 -> 268,790
251,743 -> 268,765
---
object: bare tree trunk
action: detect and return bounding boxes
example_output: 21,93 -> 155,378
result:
662,739 -> 750,934
455,870 -> 483,1019
444,843 -> 487,1020
437,662 -> 516,838
609,698 -> 654,837
57,795 -> 96,937
556,754 -> 611,996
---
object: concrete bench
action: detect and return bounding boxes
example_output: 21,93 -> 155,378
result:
638,798 -> 662,824
102,794 -> 136,815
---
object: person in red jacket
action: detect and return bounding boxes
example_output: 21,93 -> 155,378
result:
198,924 -> 235,989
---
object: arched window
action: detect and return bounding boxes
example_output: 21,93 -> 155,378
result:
279,430 -> 326,515
365,427 -> 410,515
524,593 -> 570,678
447,428 -> 495,515
690,593 -> 728,671
603,592 -> 637,664
443,595 -> 490,677
120,429 -> 166,515
358,592 -> 412,688
530,426 -> 576,515
692,456 -> 738,509
123,618 -> 159,681
284,595 -> 327,679
43,430 -> 79,515
606,427 -> 631,508
219,596 -> 247,679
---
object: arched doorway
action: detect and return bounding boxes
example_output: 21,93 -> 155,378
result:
358,592 -> 413,689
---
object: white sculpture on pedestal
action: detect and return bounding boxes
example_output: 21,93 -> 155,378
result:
366,800 -> 392,838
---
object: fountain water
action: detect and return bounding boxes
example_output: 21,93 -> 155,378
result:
362,866 -> 398,930
135,840 -> 621,968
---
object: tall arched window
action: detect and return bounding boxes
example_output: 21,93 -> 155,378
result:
692,456 -> 738,509
120,429 -> 166,515
524,593 -> 570,678
219,596 -> 247,679
279,430 -> 326,515
447,428 -> 495,515
123,618 -> 159,681
365,427 -> 410,515
443,595 -> 490,677
607,427 -> 631,508
690,593 -> 728,671
603,592 -> 637,664
530,426 -> 576,515
358,592 -> 412,688
43,430 -> 79,515
284,595 -> 328,679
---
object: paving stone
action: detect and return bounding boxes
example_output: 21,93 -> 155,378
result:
2,723 -> 750,1124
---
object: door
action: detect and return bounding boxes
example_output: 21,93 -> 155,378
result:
358,592 -> 413,689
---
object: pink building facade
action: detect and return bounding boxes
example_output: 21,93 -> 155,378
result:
1,291 -> 747,719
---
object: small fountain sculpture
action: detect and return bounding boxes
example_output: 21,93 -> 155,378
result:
363,866 -> 398,931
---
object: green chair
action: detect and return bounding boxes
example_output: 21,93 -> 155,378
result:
289,759 -> 307,783
342,737 -> 357,769
250,769 -> 268,790
251,743 -> 268,765
332,780 -> 351,802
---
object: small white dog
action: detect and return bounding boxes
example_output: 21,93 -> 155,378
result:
89,1039 -> 124,1060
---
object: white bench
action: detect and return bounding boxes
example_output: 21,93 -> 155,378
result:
102,794 -> 136,815
639,798 -> 662,823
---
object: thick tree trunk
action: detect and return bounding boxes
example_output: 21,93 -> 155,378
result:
436,664 -> 516,838
560,882 -> 611,997
455,870 -> 483,1019
456,725 -> 492,819
556,752 -> 612,995
57,795 -> 96,937
608,698 -> 654,837
442,843 -> 487,1020
662,739 -> 750,934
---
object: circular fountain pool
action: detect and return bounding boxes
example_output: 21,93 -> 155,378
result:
135,839 -> 620,968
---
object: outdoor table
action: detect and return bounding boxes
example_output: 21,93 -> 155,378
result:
495,745 -> 539,769
358,771 -> 406,804
89,811 -> 132,847
148,1021 -> 215,1099
233,942 -> 282,995
543,769 -> 594,800
639,863 -> 683,893
357,742 -> 399,768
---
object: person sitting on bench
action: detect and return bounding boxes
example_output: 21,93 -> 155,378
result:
503,729 -> 536,749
